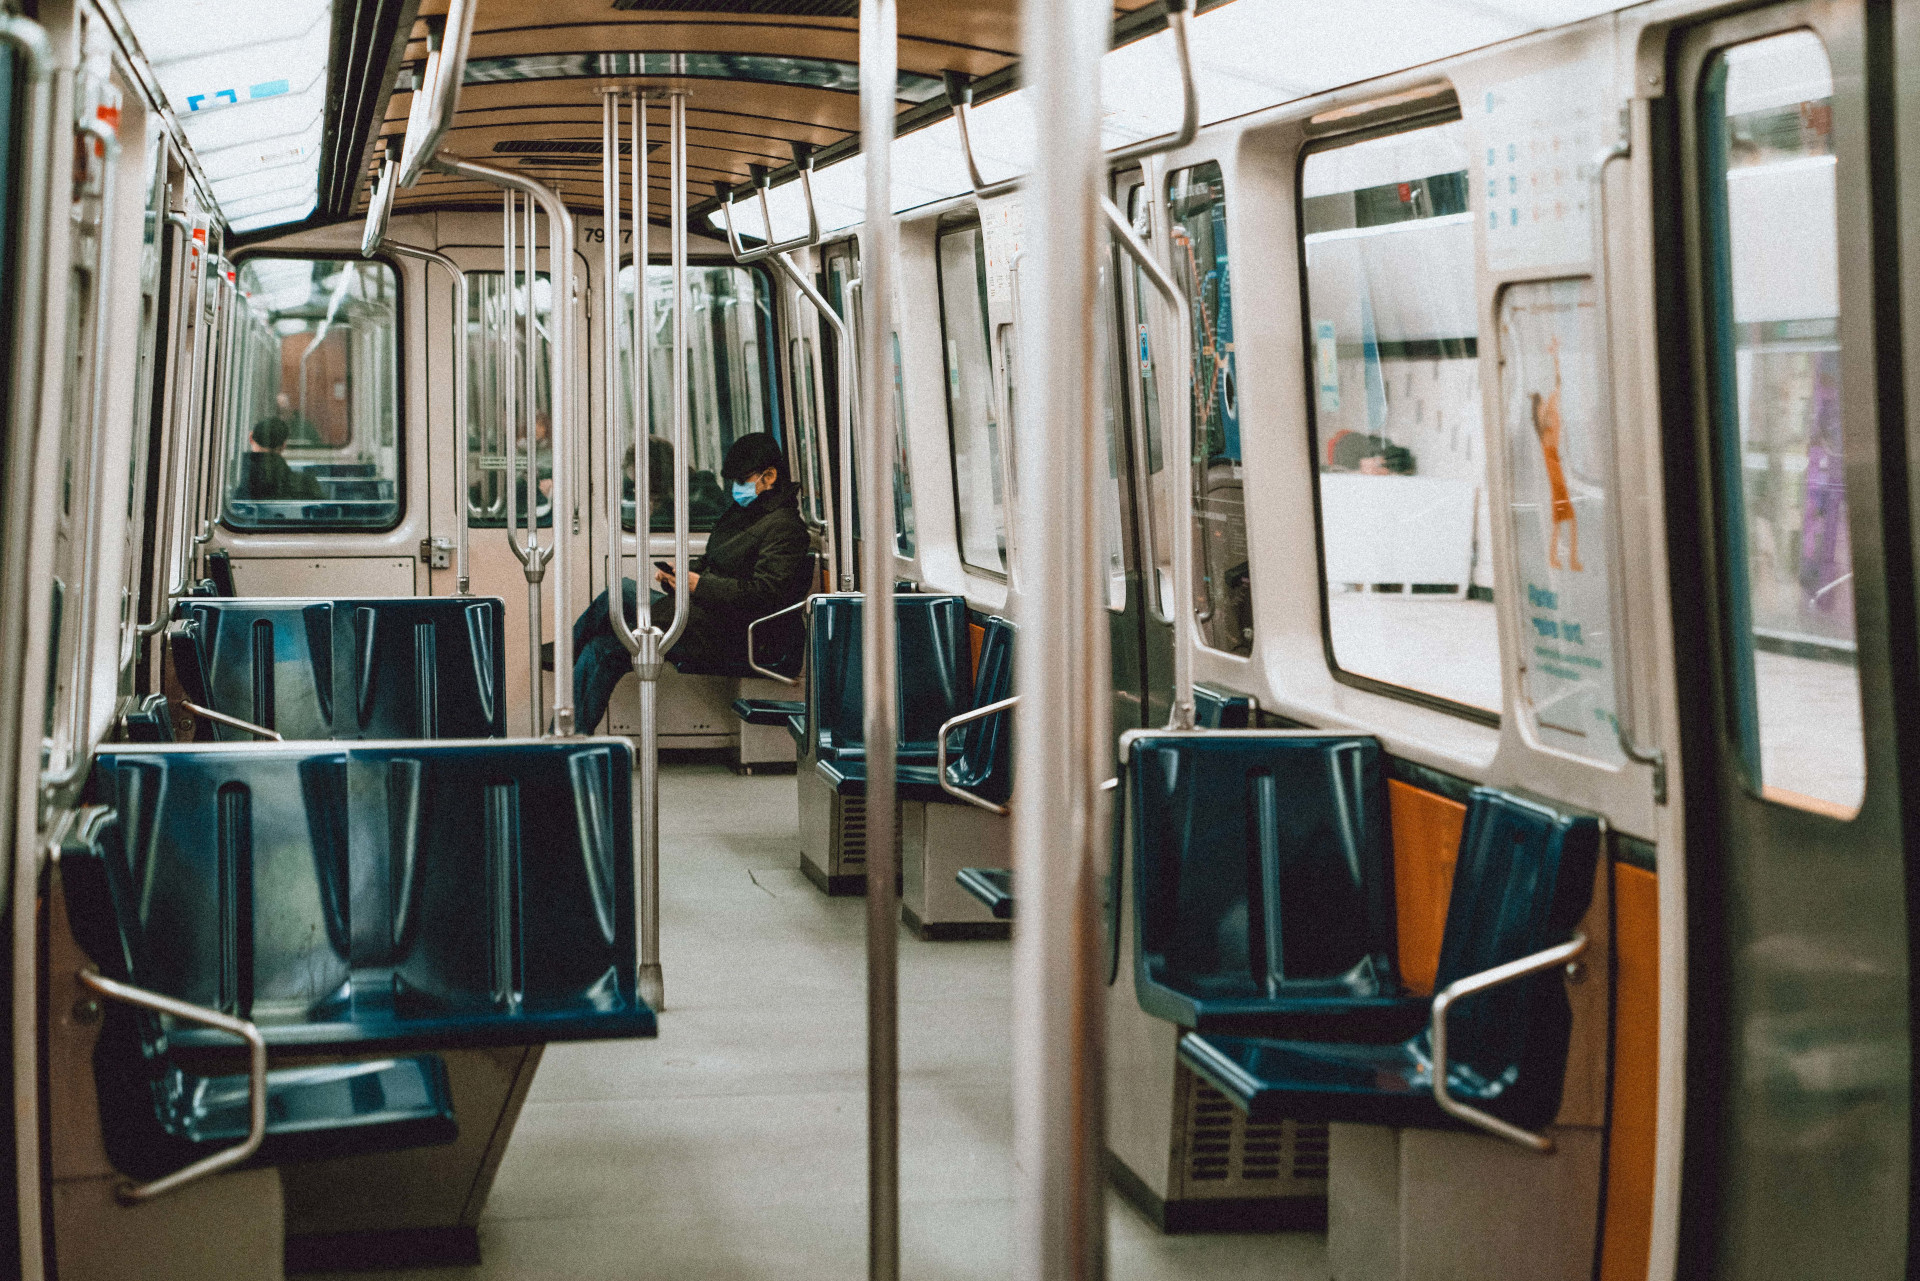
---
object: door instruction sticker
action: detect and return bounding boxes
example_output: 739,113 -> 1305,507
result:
1500,278 -> 1624,766
1477,65 -> 1604,271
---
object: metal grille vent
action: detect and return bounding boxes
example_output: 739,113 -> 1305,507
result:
1179,1071 -> 1330,1196
838,794 -> 903,868
612,0 -> 857,14
494,139 -> 631,156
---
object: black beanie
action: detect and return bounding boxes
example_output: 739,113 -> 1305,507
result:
721,432 -> 785,482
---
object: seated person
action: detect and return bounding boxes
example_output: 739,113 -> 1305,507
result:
237,416 -> 325,501
1323,427 -> 1415,475
567,432 -> 814,733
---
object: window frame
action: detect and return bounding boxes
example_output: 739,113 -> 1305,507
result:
222,248 -> 408,535
933,216 -> 1008,581
1293,104 -> 1503,729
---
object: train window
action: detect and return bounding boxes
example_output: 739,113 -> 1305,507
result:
1701,30 -> 1863,817
613,261 -> 778,533
1166,163 -> 1251,655
1300,119 -> 1499,715
223,257 -> 401,532
937,224 -> 1007,577
465,269 -> 553,529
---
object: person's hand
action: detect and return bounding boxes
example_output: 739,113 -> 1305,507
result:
682,570 -> 700,593
652,566 -> 670,588
538,476 -> 554,497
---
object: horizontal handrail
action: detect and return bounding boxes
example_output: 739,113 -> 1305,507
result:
78,970 -> 268,1203
746,597 -> 809,686
1428,931 -> 1589,1153
936,694 -> 1018,815
181,702 -> 283,742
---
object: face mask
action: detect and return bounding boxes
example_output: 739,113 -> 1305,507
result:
731,480 -> 760,507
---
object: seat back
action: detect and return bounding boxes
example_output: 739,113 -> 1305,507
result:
1413,787 -> 1599,1121
806,593 -> 972,762
67,739 -> 653,1051
170,597 -> 507,740
1193,683 -> 1255,729
944,615 -> 1015,805
1128,732 -> 1396,1025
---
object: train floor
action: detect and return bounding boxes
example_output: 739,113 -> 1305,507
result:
311,757 -> 1329,1280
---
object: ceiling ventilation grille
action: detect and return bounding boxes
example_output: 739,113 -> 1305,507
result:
611,0 -> 858,14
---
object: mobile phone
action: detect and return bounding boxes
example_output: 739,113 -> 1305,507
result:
653,560 -> 675,575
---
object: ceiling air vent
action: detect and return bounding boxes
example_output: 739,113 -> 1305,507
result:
493,139 -> 660,156
611,0 -> 858,15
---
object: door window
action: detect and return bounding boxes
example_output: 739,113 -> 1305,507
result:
937,224 -> 1007,576
465,269 -> 552,529
1700,29 -> 1863,816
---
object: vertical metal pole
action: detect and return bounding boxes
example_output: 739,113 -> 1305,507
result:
858,4 -> 900,1278
633,90 -> 666,1010
605,88 -> 665,1008
454,264 -> 471,594
1014,0 -> 1110,1277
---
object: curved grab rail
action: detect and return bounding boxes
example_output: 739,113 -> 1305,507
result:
716,143 -> 821,265
943,0 -> 1197,202
431,155 -> 577,734
745,597 -> 809,686
1428,932 -> 1588,1153
936,695 -> 1018,815
78,970 -> 268,1204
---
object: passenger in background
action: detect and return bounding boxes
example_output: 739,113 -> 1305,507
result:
238,417 -> 325,501
564,432 -> 813,733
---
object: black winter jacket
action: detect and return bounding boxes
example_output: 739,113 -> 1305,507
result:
668,481 -> 813,673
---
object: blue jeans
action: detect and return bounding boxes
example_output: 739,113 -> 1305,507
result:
573,579 -> 673,734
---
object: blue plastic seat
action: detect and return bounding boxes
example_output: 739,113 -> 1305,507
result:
733,698 -> 804,727
802,593 -> 971,767
168,597 -> 507,741
1192,683 -> 1255,729
1177,787 -> 1600,1133
123,692 -> 173,743
61,806 -> 461,1181
1128,731 -> 1409,1028
69,739 -> 656,1053
815,614 -> 1012,804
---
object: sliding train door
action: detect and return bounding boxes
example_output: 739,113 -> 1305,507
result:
1668,5 -> 1913,1276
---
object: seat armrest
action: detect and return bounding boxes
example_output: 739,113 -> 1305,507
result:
747,598 -> 808,686
1429,932 -> 1588,1152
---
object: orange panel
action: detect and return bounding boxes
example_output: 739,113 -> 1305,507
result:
1387,780 -> 1466,996
1600,863 -> 1659,1281
969,622 -> 985,679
